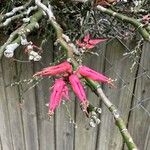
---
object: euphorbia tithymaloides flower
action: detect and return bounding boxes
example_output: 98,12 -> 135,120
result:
33,61 -> 72,77
94,0 -> 117,6
76,34 -> 107,49
48,78 -> 69,116
62,85 -> 69,100
77,66 -> 113,85
69,74 -> 89,113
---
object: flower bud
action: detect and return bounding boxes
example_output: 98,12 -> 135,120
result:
89,120 -> 96,128
48,78 -> 68,116
33,61 -> 72,77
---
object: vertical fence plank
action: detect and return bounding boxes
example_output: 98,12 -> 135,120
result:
96,39 -> 138,150
34,38 -> 55,150
2,58 -> 25,150
55,95 -> 75,150
145,129 -> 150,150
16,54 -> 39,150
0,61 -> 13,150
126,42 -> 150,150
0,136 -> 1,150
74,44 -> 106,150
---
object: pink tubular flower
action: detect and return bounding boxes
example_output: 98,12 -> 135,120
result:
76,34 -> 107,49
33,61 -> 72,77
69,74 -> 89,112
62,85 -> 69,100
69,74 -> 87,102
48,78 -> 69,116
77,66 -> 113,85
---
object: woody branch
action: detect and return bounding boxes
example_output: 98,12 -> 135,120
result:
0,8 -> 43,59
35,1 -> 138,150
96,5 -> 150,41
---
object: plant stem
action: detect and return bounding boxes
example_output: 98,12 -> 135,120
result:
96,5 -> 150,42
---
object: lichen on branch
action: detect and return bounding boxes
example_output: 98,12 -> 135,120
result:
0,10 -> 43,59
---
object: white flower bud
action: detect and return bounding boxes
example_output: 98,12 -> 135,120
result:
62,34 -> 70,42
95,118 -> 101,124
28,50 -> 41,61
69,43 -> 80,55
91,115 -> 97,120
89,121 -> 96,128
91,111 -> 97,116
96,108 -> 102,114
22,18 -> 30,23
27,45 -> 33,50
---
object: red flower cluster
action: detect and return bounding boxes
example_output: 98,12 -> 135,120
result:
76,34 -> 107,49
94,0 -> 117,6
33,61 -> 113,116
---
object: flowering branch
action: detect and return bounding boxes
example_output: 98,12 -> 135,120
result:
96,5 -> 150,41
35,1 -> 138,149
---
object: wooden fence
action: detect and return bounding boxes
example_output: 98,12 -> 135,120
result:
0,38 -> 149,150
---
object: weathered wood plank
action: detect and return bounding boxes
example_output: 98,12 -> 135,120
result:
33,38 -> 55,150
145,126 -> 150,150
96,39 -> 138,150
0,135 -> 2,150
0,136 -> 1,150
55,94 -> 75,150
74,44 -> 106,150
16,53 -> 39,150
2,58 -> 25,150
126,42 -> 150,150
0,61 -> 13,150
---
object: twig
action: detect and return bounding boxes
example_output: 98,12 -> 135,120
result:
96,5 -> 150,41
